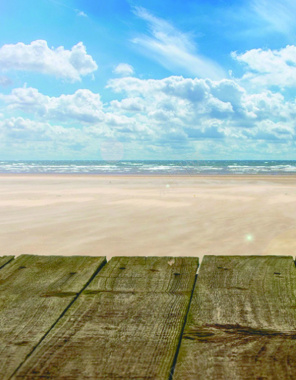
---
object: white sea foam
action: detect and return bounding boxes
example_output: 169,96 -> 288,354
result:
0,161 -> 296,174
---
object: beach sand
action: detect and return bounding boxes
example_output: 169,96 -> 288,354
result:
0,175 -> 296,261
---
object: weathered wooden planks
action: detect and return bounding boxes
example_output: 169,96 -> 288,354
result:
173,255 -> 296,379
0,254 -> 106,380
0,255 -> 14,269
15,256 -> 198,379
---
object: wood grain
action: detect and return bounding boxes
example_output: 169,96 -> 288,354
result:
15,256 -> 198,379
0,254 -> 106,379
173,255 -> 296,380
0,256 -> 14,269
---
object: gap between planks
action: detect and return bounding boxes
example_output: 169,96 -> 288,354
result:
11,256 -> 198,379
168,255 -> 203,379
169,273 -> 198,380
0,256 -> 14,270
1,255 -> 201,379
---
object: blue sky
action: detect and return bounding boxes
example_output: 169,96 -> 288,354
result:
1,0 -> 296,159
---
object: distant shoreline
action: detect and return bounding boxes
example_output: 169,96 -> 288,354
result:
1,160 -> 296,176
0,173 -> 296,179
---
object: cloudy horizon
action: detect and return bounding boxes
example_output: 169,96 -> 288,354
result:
1,0 -> 296,160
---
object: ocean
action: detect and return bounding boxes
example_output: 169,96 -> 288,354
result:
0,160 -> 296,175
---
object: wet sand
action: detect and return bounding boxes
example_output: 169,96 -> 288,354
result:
0,175 -> 296,260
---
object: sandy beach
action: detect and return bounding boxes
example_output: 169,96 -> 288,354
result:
0,174 -> 296,261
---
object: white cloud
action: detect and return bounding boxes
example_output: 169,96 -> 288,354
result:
1,74 -> 296,158
0,40 -> 97,81
47,90 -> 104,123
107,76 -> 243,123
108,75 -> 296,141
0,87 -> 104,123
0,116 -> 96,159
2,77 -> 295,145
232,45 -> 296,88
0,117 -> 61,141
76,10 -> 87,17
132,7 -> 225,80
113,63 -> 134,76
111,97 -> 144,112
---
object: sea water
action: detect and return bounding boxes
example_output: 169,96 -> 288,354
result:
0,160 -> 296,175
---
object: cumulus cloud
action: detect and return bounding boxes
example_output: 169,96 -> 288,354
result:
132,7 -> 225,80
107,75 -> 296,141
1,74 -> 296,158
246,120 -> 295,140
0,117 -> 61,141
111,97 -> 144,112
3,77 -> 295,145
113,63 -> 134,76
0,40 -> 97,81
0,116 -> 96,159
232,45 -> 296,87
0,87 -> 104,123
107,76 -> 247,125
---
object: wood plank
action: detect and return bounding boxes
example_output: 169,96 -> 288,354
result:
15,256 -> 198,379
0,254 -> 106,380
0,255 -> 14,269
173,255 -> 296,379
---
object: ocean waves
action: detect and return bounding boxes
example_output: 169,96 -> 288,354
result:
0,160 -> 296,175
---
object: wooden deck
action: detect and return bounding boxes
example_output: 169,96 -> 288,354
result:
1,255 -> 295,379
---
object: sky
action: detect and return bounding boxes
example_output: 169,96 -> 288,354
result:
1,0 -> 296,160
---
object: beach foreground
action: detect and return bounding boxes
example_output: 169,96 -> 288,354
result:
1,175 -> 296,260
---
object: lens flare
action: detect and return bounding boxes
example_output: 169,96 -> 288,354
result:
245,234 -> 254,242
